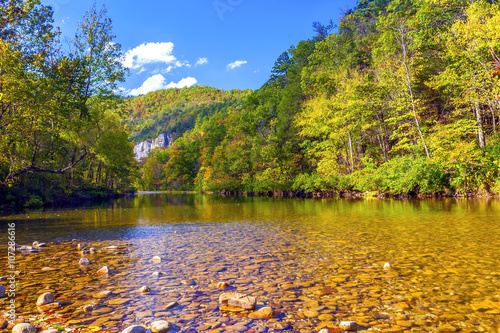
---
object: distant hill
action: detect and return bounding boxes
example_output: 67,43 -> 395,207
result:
125,86 -> 251,143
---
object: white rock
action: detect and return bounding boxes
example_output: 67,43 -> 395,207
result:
318,329 -> 330,333
122,325 -> 146,333
79,258 -> 91,265
0,285 -> 5,297
12,323 -> 36,333
139,286 -> 151,292
340,321 -> 358,331
150,320 -> 172,333
383,262 -> 392,270
152,256 -> 162,261
96,266 -> 109,275
152,271 -> 162,276
90,247 -> 96,253
77,243 -> 84,250
42,329 -> 60,333
36,292 -> 55,306
32,241 -> 39,246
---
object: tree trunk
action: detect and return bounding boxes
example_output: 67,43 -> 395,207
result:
348,130 -> 354,173
475,103 -> 486,148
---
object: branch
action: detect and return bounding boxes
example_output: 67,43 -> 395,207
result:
4,150 -> 88,182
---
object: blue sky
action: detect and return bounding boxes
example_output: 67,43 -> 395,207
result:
43,0 -> 358,95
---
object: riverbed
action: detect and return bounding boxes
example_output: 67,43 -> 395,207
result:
0,194 -> 499,332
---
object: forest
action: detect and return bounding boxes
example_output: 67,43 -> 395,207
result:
0,0 -> 136,209
137,0 -> 500,197
2,0 -> 500,211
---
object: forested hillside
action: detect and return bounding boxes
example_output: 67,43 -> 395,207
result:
126,86 -> 251,143
139,0 -> 500,196
0,1 -> 136,210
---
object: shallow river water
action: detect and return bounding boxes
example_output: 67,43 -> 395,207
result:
0,194 -> 499,333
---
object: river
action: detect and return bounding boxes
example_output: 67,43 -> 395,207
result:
1,194 -> 499,332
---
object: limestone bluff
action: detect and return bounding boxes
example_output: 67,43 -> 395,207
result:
133,133 -> 173,161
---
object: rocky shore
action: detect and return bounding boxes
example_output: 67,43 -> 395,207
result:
0,228 -> 498,333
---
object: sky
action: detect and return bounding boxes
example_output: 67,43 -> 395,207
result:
42,0 -> 358,96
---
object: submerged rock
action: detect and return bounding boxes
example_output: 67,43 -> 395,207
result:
37,302 -> 61,312
79,258 -> 91,265
216,281 -> 229,289
248,307 -> 274,319
122,325 -> 146,333
36,292 -> 54,306
96,266 -> 109,275
219,292 -> 256,310
139,286 -> 151,293
384,262 -> 392,270
150,320 -> 172,333
164,301 -> 179,310
339,321 -> 358,331
12,323 -> 36,333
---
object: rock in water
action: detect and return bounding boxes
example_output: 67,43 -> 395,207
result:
248,307 -> 274,319
151,320 -> 172,333
96,266 -> 109,275
219,292 -> 257,310
37,302 -> 61,312
164,301 -> 179,310
152,256 -> 162,261
340,321 -> 358,331
383,262 -> 392,270
139,286 -> 151,292
216,281 -> 229,289
152,271 -> 162,276
12,323 -> 36,333
41,329 -> 60,333
36,292 -> 55,306
121,325 -> 146,333
79,258 -> 91,265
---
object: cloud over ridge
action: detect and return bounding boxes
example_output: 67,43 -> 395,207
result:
227,60 -> 247,70
129,74 -> 197,96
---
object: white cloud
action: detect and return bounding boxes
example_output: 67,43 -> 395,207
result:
195,57 -> 208,66
166,77 -> 197,89
123,42 -> 177,69
227,60 -> 247,70
128,75 -> 197,96
137,67 -> 147,74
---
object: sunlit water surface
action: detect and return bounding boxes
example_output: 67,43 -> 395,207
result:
1,194 -> 499,332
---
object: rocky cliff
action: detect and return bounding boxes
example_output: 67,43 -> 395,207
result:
133,133 -> 173,161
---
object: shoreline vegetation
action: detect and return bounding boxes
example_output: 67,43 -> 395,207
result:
2,0 -> 500,212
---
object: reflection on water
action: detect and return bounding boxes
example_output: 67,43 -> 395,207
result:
1,194 -> 499,332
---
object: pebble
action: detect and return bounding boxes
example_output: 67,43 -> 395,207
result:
139,286 -> 151,292
12,323 -> 36,333
217,281 -> 229,289
248,307 -> 274,319
164,301 -> 179,310
41,329 -> 60,333
79,258 -> 91,265
150,320 -> 172,333
36,292 -> 54,306
152,271 -> 162,276
383,262 -> 392,270
152,256 -> 162,261
339,321 -> 358,331
96,266 -> 110,275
